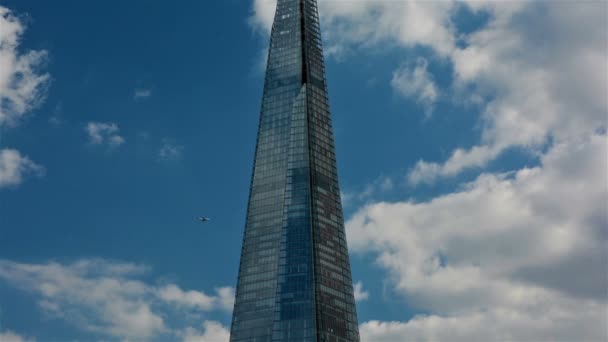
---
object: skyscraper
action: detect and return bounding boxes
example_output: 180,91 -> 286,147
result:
230,1 -> 360,341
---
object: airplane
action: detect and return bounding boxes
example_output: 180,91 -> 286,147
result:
198,217 -> 211,223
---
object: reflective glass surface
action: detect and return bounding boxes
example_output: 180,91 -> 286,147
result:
230,1 -> 360,341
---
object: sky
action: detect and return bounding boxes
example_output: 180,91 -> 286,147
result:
0,0 -> 606,341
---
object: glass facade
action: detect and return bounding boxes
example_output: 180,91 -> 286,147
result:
230,1 -> 360,341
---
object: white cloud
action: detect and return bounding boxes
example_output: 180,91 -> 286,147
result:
215,286 -> 236,313
408,145 -> 501,185
286,2 -> 608,339
0,6 -> 48,190
353,281 -> 369,302
159,285 -> 234,313
250,1 -> 455,56
134,89 -> 151,99
0,259 -> 234,341
391,58 -> 438,116
423,1 -> 605,182
251,1 -> 607,184
159,140 -> 184,161
85,122 -> 125,147
0,331 -> 32,342
0,6 -> 50,127
360,305 -> 605,342
347,134 -> 608,341
182,321 -> 230,342
248,0 -> 276,34
0,148 -> 44,188
251,7 -> 607,341
158,284 -> 217,311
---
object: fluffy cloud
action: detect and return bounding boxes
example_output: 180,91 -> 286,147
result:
251,0 -> 607,184
406,2 -> 607,183
250,1 -> 455,56
215,286 -> 236,312
248,0 -> 276,34
159,284 -> 217,311
347,134 -> 607,341
182,321 -> 230,342
250,5 -> 607,340
0,259 -> 234,341
0,6 -> 48,189
353,281 -> 369,302
159,285 -> 234,313
408,145 -> 500,185
391,58 -> 438,116
0,148 -> 44,188
85,122 -> 125,147
0,331 -> 31,342
359,305 -> 604,342
0,6 -> 50,127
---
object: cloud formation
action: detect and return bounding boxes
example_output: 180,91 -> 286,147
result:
353,281 -> 369,302
251,3 -> 607,340
0,6 -> 48,190
85,122 -> 125,147
0,259 -> 234,341
159,285 -> 234,313
182,321 -> 230,342
0,331 -> 31,342
348,134 -> 607,341
0,6 -> 50,128
407,145 -> 500,185
251,0 -> 607,184
0,148 -> 44,188
391,58 -> 438,116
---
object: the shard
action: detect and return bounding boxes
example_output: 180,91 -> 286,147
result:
230,1 -> 360,341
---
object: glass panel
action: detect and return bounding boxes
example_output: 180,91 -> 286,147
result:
230,1 -> 360,341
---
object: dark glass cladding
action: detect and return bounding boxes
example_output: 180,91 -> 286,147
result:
230,1 -> 360,341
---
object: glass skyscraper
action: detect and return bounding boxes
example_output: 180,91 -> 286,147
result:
230,1 -> 360,341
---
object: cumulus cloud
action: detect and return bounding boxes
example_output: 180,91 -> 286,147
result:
347,134 -> 608,341
85,122 -> 125,147
215,286 -> 236,312
391,58 -> 438,116
182,321 -> 230,342
251,0 -> 607,184
0,148 -> 44,188
159,285 -> 234,313
0,331 -> 31,342
408,145 -> 501,185
298,2 -> 607,339
248,0 -> 276,34
158,284 -> 217,311
359,306 -> 604,342
0,259 -> 234,341
250,1 -> 455,56
424,1 -> 605,182
0,6 -> 50,127
0,6 -> 48,189
353,281 -> 369,302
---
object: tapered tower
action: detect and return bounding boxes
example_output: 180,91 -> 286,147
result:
230,1 -> 360,341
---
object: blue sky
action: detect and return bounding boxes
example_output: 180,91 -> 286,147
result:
0,1 -> 606,341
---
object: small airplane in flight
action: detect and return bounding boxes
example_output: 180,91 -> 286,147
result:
198,217 -> 211,223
